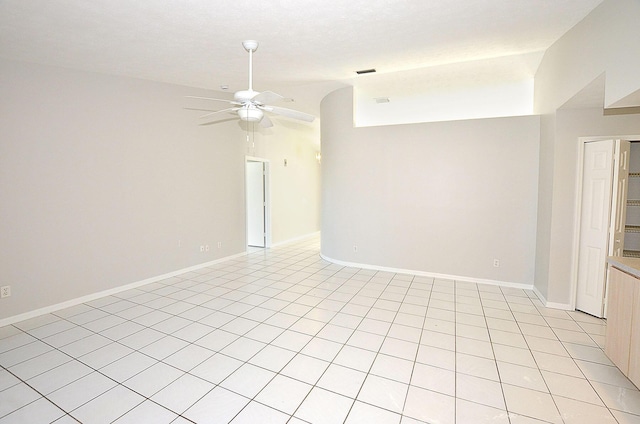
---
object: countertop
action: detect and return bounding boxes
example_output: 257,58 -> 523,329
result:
608,256 -> 640,279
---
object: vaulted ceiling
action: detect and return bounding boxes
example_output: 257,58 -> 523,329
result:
0,0 -> 604,105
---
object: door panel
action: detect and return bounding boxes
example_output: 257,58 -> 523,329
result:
604,140 -> 630,318
577,140 -> 614,317
611,140 -> 630,257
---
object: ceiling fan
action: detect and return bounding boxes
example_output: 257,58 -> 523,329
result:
187,40 -> 315,128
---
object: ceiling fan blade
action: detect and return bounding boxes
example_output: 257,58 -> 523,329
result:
260,115 -> 273,128
199,107 -> 238,120
184,107 -> 219,112
186,96 -> 242,106
263,105 -> 315,122
252,91 -> 285,105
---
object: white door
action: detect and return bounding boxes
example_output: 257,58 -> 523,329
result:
576,139 -> 631,317
610,140 -> 631,257
246,161 -> 266,247
604,140 -> 630,317
576,140 -> 615,317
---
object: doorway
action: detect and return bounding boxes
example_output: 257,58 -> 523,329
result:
574,138 -> 632,318
246,157 -> 271,248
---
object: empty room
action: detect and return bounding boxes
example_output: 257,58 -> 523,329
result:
2,0 -> 640,423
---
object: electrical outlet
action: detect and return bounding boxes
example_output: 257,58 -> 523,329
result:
205,244 -> 210,252
200,245 -> 205,252
493,259 -> 500,267
217,242 -> 222,249
1,286 -> 11,298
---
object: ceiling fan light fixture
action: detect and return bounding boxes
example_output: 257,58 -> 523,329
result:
186,40 -> 315,127
238,107 -> 263,122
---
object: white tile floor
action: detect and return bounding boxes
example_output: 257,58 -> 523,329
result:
1,236 -> 639,423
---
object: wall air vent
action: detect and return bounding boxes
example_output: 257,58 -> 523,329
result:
374,97 -> 390,103
356,68 -> 376,75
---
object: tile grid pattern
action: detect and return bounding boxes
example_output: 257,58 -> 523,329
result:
1,236 -> 639,423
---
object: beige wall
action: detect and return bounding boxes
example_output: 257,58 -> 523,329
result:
0,59 -> 320,321
321,87 -> 540,286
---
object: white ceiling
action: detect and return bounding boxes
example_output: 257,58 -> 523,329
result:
0,0 -> 604,104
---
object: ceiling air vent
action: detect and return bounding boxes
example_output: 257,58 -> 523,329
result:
356,68 -> 376,75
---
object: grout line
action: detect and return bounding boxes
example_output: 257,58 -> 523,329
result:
1,237 -> 634,423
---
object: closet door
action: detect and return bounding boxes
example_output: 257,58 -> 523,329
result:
610,140 -> 630,257
577,139 -> 630,318
576,140 -> 614,317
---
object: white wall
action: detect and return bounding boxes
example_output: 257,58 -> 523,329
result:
547,109 -> 640,304
354,53 -> 538,127
0,59 -> 321,321
534,0 -> 640,113
533,0 -> 640,306
532,113 -> 556,301
321,87 -> 540,286
244,120 -> 321,244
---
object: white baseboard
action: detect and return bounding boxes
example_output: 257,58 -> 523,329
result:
320,254 -> 534,291
1,233 -> 321,328
2,236 -> 572,328
531,286 -> 573,310
269,231 -> 320,248
0,252 -> 247,328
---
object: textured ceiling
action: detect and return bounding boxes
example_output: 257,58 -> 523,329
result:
0,0 -> 604,101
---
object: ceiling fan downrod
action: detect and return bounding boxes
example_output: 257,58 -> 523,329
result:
187,39 -> 314,128
242,40 -> 259,93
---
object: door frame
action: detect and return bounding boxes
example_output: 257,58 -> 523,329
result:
571,135 -> 640,314
245,156 -> 271,248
